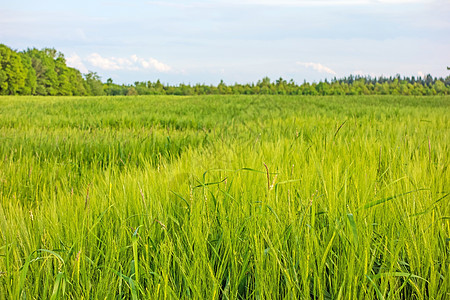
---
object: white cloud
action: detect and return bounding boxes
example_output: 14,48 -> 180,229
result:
418,71 -> 425,77
87,53 -> 121,70
66,54 -> 88,73
352,70 -> 377,77
86,53 -> 171,72
352,70 -> 365,76
136,56 -> 172,72
296,62 -> 337,75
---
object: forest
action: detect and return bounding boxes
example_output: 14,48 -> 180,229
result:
1,44 -> 449,96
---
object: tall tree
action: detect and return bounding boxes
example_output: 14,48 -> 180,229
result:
18,52 -> 37,95
84,71 -> 105,96
0,44 -> 27,95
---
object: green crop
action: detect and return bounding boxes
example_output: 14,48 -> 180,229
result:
0,95 -> 448,299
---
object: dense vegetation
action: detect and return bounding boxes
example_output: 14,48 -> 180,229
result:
0,95 -> 448,299
0,45 -> 103,96
1,44 -> 449,96
111,75 -> 450,96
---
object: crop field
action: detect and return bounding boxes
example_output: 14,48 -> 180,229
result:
0,95 -> 448,299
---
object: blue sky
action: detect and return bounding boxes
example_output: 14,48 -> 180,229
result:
1,0 -> 449,84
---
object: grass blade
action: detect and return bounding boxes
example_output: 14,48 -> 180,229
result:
347,214 -> 359,248
361,189 -> 428,210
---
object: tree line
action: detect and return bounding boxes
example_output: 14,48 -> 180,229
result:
0,44 -> 103,96
1,44 -> 449,96
112,75 -> 449,96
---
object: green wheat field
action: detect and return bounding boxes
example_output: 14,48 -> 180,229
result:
0,95 -> 448,299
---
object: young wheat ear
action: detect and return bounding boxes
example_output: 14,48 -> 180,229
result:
155,219 -> 167,230
269,174 -> 278,191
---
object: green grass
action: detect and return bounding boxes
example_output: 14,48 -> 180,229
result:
0,95 -> 448,299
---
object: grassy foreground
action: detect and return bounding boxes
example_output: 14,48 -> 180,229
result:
0,95 -> 448,299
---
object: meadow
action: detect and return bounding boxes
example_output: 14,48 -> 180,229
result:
0,95 -> 448,299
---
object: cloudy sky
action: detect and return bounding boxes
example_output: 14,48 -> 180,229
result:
1,0 -> 449,84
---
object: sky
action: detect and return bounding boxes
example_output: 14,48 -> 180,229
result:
1,0 -> 449,85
